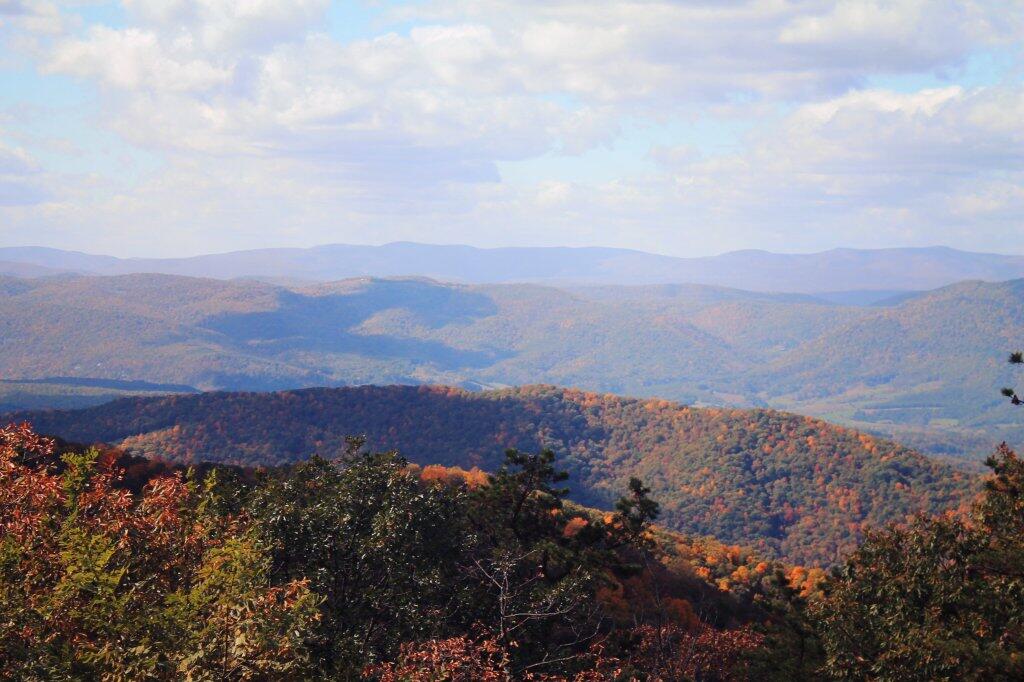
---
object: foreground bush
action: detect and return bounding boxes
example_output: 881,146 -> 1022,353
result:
813,444 -> 1024,680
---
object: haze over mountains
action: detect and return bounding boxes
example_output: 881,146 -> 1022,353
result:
0,270 -> 1020,464
3,243 -> 1024,294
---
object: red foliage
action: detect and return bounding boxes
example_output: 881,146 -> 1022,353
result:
365,623 -> 764,682
0,423 -> 213,661
628,623 -> 765,681
364,636 -> 512,681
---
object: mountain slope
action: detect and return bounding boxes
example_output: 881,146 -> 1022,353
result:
765,279 -> 1024,449
0,273 -> 810,397
8,384 -> 973,565
2,272 -> 1022,462
2,243 -> 1023,292
0,260 -> 73,278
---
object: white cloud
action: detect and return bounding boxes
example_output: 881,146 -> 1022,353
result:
0,0 -> 1022,255
49,26 -> 232,90
647,84 -> 1024,249
778,0 -> 1019,70
0,1 -> 65,35
400,0 -> 1023,102
0,138 -> 49,206
123,0 -> 329,50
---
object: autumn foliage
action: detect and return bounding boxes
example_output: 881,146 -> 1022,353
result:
11,414 -> 1016,679
0,422 -> 319,680
13,384 -> 973,565
0,423 -> 783,680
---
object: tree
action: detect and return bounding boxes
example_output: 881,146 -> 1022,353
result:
1000,351 -> 1024,404
462,449 -> 600,674
613,477 -> 661,548
812,444 -> 1024,680
364,636 -> 512,681
8,421 -> 777,680
0,423 -> 319,681
246,450 -> 470,676
461,449 -> 666,677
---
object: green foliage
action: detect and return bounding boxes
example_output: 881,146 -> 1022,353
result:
1002,350 -> 1024,405
248,452 -> 468,676
164,534 -> 321,681
615,477 -> 661,547
0,423 -> 320,681
813,444 -> 1024,681
465,449 -> 607,672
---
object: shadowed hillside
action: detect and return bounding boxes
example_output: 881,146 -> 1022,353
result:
0,272 -> 802,398
9,384 -> 974,566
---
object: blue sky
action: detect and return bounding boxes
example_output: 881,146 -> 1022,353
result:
0,0 -> 1022,257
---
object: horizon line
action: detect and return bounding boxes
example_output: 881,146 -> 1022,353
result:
3,241 -> 1023,261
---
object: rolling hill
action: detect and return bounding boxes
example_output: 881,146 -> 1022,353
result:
1,272 -> 1021,462
7,384 -> 973,566
0,272 -> 835,396
765,279 -> 1024,456
3,242 -> 1024,293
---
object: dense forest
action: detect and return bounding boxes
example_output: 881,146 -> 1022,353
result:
10,385 -> 972,566
2,420 -> 1021,680
1,272 -> 1022,463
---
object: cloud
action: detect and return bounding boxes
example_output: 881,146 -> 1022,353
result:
704,85 -> 1024,197
0,0 -> 1022,255
49,26 -> 232,90
778,0 -> 1020,71
647,84 -> 1024,249
123,0 -> 330,49
41,10 -> 621,186
0,140 -> 49,206
0,0 -> 66,40
400,0 -> 1022,102
43,0 -> 1019,160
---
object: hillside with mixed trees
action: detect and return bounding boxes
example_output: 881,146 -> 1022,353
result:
9,384 -> 972,566
0,422 -> 797,680
0,272 -> 1021,464
2,416 -> 1021,680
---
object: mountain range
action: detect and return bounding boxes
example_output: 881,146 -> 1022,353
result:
3,243 -> 1024,293
0,271 -> 1019,463
5,384 -> 973,566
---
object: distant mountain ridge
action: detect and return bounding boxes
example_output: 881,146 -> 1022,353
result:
3,242 -> 1024,293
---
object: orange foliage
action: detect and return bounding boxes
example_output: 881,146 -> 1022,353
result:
562,516 -> 589,538
364,637 -> 511,681
18,383 -> 972,566
415,463 -> 489,489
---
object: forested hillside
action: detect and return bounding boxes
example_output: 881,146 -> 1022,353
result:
0,377 -> 196,413
768,279 -> 1024,450
0,422 -> 814,680
10,385 -> 973,566
1,272 -> 1020,462
0,273 -> 817,397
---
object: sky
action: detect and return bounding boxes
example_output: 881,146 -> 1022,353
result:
0,0 -> 1023,258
